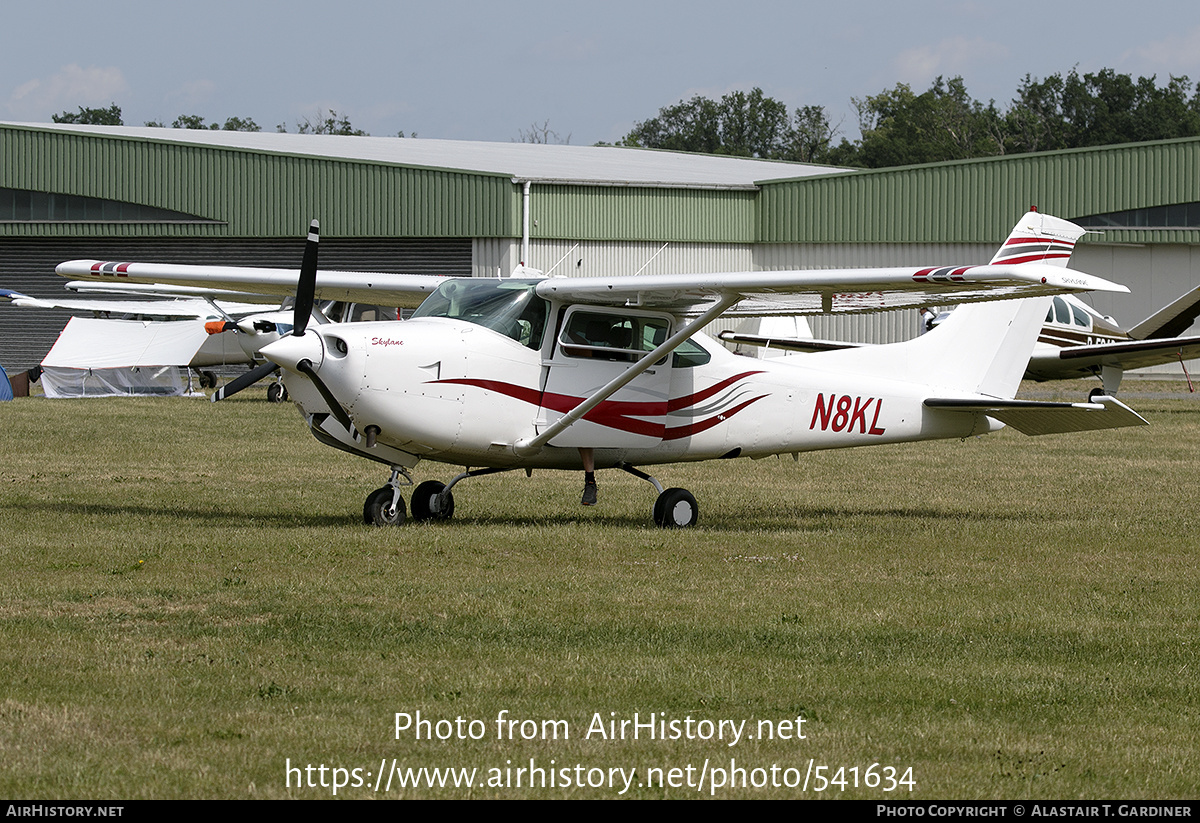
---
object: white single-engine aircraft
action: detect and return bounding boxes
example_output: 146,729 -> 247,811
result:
56,210 -> 1148,528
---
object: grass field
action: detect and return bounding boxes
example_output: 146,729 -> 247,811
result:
1,381 -> 1197,799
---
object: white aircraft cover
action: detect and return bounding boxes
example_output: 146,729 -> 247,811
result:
42,317 -> 209,368
40,318 -> 210,398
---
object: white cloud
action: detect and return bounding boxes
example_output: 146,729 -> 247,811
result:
892,36 -> 1009,87
1127,26 -> 1200,74
164,79 -> 218,113
7,64 -> 128,119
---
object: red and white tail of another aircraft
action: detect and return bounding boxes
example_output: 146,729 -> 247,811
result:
54,209 -> 1147,528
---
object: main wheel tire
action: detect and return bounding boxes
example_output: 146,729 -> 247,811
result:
654,488 -> 698,528
411,480 -> 454,522
363,486 -> 406,526
199,370 -> 217,389
1088,387 -> 1107,402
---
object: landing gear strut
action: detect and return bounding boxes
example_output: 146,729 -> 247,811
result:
620,464 -> 699,528
360,464 -> 699,528
363,467 -> 412,527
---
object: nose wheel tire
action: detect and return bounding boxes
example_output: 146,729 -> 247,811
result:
411,480 -> 455,522
653,488 -> 698,528
364,486 -> 406,526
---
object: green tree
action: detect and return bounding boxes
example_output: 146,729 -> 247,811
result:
278,109 -> 368,136
620,87 -> 840,162
851,77 -> 1003,167
52,103 -> 123,125
172,114 -> 213,129
516,120 -> 570,144
784,105 -> 841,163
220,116 -> 262,132
166,114 -> 262,132
1004,69 -> 1200,153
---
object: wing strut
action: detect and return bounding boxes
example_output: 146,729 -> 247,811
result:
512,294 -> 740,456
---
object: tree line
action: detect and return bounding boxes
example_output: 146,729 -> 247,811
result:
617,69 -> 1200,167
50,104 -> 407,136
48,68 -> 1200,166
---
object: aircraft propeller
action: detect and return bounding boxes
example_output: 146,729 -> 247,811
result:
210,360 -> 279,402
209,219 -> 321,403
212,220 -> 358,434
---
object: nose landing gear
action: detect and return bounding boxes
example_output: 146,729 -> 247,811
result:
363,467 -> 413,527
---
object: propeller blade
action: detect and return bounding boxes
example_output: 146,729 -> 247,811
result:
210,361 -> 280,402
293,219 -> 320,336
296,358 -> 354,432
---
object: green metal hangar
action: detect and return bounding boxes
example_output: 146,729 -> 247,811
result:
2,121 -> 1200,375
0,122 -> 837,369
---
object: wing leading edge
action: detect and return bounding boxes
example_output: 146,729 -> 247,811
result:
532,262 -> 1128,317
55,261 -> 447,310
57,260 -> 1128,318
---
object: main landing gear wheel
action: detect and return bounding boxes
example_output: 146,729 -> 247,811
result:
364,486 -> 406,526
410,480 -> 454,522
654,488 -> 698,528
1088,387 -> 1107,402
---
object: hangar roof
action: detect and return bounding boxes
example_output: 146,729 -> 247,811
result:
16,123 -> 848,189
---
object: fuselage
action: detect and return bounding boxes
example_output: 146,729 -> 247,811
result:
270,279 -> 994,472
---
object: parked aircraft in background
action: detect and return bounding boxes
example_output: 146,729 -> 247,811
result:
56,210 -> 1147,528
0,286 -> 272,389
2,284 -> 398,400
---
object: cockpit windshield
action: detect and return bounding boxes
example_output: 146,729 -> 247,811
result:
411,278 -> 548,350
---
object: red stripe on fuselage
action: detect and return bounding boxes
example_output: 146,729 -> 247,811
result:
435,370 -> 767,438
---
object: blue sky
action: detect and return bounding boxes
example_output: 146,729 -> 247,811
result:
4,0 -> 1200,145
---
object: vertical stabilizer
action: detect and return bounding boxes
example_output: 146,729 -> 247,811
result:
806,212 -> 1090,400
989,209 -> 1087,267
919,211 -> 1088,396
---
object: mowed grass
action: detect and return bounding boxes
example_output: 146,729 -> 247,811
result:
0,382 -> 1197,799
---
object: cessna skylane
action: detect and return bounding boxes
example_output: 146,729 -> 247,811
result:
56,210 -> 1148,528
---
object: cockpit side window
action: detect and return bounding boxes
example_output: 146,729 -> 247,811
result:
1070,303 -> 1091,329
1053,296 -> 1071,325
559,310 -> 671,363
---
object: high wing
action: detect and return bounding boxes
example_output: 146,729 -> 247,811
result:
58,258 -> 1126,319
0,287 -> 267,319
56,261 -> 446,310
1029,335 -> 1200,380
531,262 -> 1127,316
63,280 -> 284,305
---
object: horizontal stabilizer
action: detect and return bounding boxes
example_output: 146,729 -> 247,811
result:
717,330 -> 859,353
924,396 -> 1148,436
